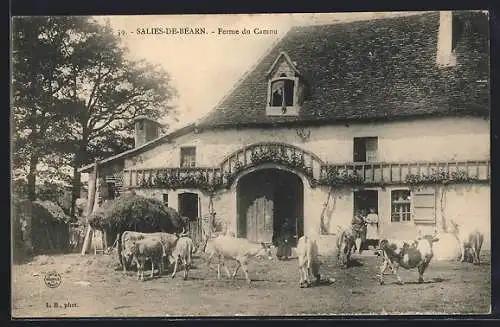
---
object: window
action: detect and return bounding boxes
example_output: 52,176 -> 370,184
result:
162,193 -> 168,207
180,147 -> 196,168
391,190 -> 411,222
354,190 -> 379,215
270,78 -> 295,108
353,137 -> 378,162
136,120 -> 144,131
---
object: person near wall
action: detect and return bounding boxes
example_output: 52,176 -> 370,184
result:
365,207 -> 379,248
276,219 -> 293,260
351,209 -> 368,254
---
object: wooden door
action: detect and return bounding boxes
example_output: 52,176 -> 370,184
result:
246,196 -> 274,243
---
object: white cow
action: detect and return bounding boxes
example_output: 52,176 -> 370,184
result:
170,236 -> 195,280
124,237 -> 164,281
120,231 -> 179,273
448,220 -> 485,265
297,235 -> 320,288
204,235 -> 273,284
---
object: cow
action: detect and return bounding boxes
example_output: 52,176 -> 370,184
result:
123,237 -> 164,281
297,235 -> 321,288
336,227 -> 357,268
204,235 -> 274,284
448,221 -> 485,265
170,235 -> 195,280
376,234 -> 439,285
120,231 -> 179,273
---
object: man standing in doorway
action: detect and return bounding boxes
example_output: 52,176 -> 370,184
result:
277,218 -> 293,260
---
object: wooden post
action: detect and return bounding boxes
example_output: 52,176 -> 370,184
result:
81,160 -> 99,255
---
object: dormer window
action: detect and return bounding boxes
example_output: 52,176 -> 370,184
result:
270,76 -> 295,108
265,52 -> 303,117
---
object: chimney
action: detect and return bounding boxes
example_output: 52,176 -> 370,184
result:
134,116 -> 161,148
436,11 -> 457,67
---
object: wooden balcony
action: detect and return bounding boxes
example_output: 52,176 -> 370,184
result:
123,167 -> 222,190
122,159 -> 490,190
319,160 -> 490,186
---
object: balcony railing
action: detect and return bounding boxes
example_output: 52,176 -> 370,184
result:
123,167 -> 223,191
122,159 -> 490,191
319,160 -> 490,186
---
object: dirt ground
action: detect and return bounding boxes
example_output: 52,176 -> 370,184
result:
11,249 -> 491,317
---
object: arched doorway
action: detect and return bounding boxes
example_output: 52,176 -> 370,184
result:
236,168 -> 304,246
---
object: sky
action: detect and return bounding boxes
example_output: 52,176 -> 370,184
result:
101,12 -> 429,130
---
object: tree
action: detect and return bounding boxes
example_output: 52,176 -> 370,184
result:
12,17 -> 87,200
12,17 -> 178,214
55,18 -> 178,217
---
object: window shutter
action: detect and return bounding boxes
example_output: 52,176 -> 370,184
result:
365,138 -> 378,162
412,187 -> 436,225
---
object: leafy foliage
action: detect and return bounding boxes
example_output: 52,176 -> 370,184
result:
12,16 -> 178,213
405,168 -> 476,185
223,147 -> 314,187
318,167 -> 364,186
139,169 -> 223,193
88,194 -> 188,234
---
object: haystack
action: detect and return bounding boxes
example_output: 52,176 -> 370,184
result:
87,193 -> 188,265
12,198 -> 72,258
88,193 -> 188,235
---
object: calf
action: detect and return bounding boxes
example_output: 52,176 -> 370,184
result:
448,221 -> 484,265
124,237 -> 164,281
121,231 -> 179,273
462,230 -> 484,265
297,235 -> 320,288
336,227 -> 356,268
204,235 -> 273,284
170,236 -> 195,280
376,234 -> 439,285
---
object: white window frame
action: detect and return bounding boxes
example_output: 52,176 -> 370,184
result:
390,188 -> 412,224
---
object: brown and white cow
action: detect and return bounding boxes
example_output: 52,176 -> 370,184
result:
376,234 -> 439,285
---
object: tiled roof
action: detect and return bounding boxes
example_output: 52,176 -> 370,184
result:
197,11 -> 489,129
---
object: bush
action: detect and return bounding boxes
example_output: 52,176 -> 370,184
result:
88,193 -> 188,234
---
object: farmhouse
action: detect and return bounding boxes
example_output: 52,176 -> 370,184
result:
79,11 -> 490,247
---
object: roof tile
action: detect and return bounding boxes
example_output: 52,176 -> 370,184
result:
198,11 -> 489,129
